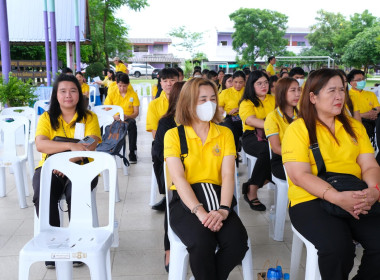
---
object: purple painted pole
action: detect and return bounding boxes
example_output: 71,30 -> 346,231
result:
49,0 -> 58,80
0,0 -> 11,83
43,0 -> 51,86
74,0 -> 81,72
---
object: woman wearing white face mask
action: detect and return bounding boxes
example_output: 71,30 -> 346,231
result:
164,78 -> 248,280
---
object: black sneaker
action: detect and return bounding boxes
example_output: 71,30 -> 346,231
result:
45,261 -> 55,269
129,152 -> 137,164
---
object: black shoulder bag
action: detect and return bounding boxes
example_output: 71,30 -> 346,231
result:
310,142 -> 380,218
176,125 -> 236,212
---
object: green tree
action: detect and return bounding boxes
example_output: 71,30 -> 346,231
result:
168,26 -> 204,58
342,26 -> 380,73
229,8 -> 288,65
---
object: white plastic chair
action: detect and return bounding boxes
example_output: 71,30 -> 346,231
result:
1,107 -> 36,177
0,115 -> 30,208
89,86 -> 97,108
164,162 -> 254,280
268,147 -> 289,242
139,82 -> 153,103
149,166 -> 159,206
33,99 -> 50,130
290,225 -> 321,280
19,151 -> 117,280
131,84 -> 142,96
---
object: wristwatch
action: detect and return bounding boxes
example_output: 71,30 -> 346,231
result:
219,205 -> 231,213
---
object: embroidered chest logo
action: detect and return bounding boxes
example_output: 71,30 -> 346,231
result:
212,144 -> 221,156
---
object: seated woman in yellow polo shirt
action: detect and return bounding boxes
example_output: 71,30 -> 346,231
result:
264,77 -> 300,180
282,69 -> 380,279
33,74 -> 101,268
239,70 -> 275,211
164,78 -> 248,280
75,71 -> 90,108
218,70 -> 246,155
104,73 -> 140,164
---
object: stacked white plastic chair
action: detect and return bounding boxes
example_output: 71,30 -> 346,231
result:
1,107 -> 36,177
0,115 -> 30,208
19,151 -> 117,280
164,162 -> 254,280
139,82 -> 153,103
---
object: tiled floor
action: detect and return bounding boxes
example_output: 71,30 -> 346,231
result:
0,97 -> 362,279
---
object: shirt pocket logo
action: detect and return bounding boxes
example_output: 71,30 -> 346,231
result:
212,144 -> 221,156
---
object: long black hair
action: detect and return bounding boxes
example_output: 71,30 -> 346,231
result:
240,70 -> 269,107
48,74 -> 89,130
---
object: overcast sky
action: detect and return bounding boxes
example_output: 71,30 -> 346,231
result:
116,0 -> 380,58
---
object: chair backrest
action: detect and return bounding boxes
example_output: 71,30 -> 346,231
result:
89,86 -> 97,108
0,115 -> 29,160
1,107 -> 36,141
38,151 -> 117,232
97,114 -> 114,130
139,82 -> 152,97
92,105 -> 124,121
33,99 -> 50,129
132,84 -> 142,96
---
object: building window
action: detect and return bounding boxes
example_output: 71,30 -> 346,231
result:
153,44 -> 164,53
220,41 -> 228,46
133,45 -> 148,52
297,41 -> 306,46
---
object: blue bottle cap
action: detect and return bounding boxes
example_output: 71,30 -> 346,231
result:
267,268 -> 277,279
284,272 -> 290,279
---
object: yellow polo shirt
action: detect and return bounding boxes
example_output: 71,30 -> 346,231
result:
115,63 -> 127,73
266,64 -> 275,76
152,84 -> 158,98
81,83 -> 90,97
146,91 -> 169,132
349,88 -> 380,114
104,86 -> 140,116
239,95 -> 275,131
264,108 -> 297,143
103,76 -> 112,88
107,82 -> 135,97
164,123 -> 236,188
219,87 -> 245,116
282,118 -> 374,206
35,111 -> 101,168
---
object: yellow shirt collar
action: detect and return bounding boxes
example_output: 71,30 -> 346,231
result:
59,112 -> 79,126
185,122 -> 221,141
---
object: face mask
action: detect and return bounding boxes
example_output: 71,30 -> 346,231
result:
296,79 -> 305,87
196,101 -> 217,122
273,64 -> 277,67
356,80 -> 366,90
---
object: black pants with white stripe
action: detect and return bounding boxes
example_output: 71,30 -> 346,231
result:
169,191 -> 248,280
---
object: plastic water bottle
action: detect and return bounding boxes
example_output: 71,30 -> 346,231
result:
269,205 -> 276,238
284,273 -> 290,279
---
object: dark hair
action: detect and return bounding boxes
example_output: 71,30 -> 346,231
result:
347,69 -> 365,83
268,56 -> 275,63
107,70 -> 115,81
280,71 -> 289,78
194,65 -> 202,72
299,68 -> 356,145
115,71 -> 124,82
162,81 -> 186,119
222,74 -> 232,90
116,73 -> 130,84
289,67 -> 305,77
232,70 -> 246,80
175,67 -> 184,75
48,74 -> 88,130
102,68 -> 108,76
243,68 -> 251,76
62,67 -> 73,74
75,71 -> 83,77
207,70 -> 218,79
269,75 -> 279,93
159,68 -> 179,80
336,69 -> 354,115
240,70 -> 269,107
275,77 -> 299,124
280,67 -> 288,74
217,69 -> 225,75
201,69 -> 209,76
193,70 -> 201,76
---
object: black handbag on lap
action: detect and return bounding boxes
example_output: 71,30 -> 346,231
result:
310,143 -> 380,218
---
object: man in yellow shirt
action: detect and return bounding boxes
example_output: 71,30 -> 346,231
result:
266,56 -> 276,76
104,73 -> 140,163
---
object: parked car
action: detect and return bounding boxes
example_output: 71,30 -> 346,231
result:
128,63 -> 155,78
152,68 -> 161,79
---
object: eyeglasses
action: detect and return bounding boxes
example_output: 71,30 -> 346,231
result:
255,81 -> 269,87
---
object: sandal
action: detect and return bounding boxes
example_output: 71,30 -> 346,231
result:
243,194 -> 266,211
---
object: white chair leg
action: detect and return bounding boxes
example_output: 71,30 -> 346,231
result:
273,181 -> 288,241
0,167 -> 5,197
18,257 -> 33,280
22,162 -> 29,197
106,249 -> 112,279
27,142 -> 35,176
122,162 -> 128,176
112,218 -> 119,248
290,229 -> 306,280
168,243 -> 189,280
115,177 -> 120,203
88,255 -> 108,280
55,261 -> 73,280
91,187 -> 99,227
149,167 -> 158,206
103,170 -> 110,192
305,243 -> 320,280
241,238 -> 254,280
13,161 -> 27,208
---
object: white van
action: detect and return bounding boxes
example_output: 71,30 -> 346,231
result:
128,63 -> 155,78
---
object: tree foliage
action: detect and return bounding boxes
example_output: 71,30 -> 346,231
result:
168,26 -> 204,58
229,8 -> 288,65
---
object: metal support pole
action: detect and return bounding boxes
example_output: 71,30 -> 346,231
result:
0,0 -> 11,83
74,0 -> 81,72
49,0 -> 58,80
43,0 -> 51,86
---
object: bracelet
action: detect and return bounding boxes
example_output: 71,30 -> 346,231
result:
219,205 -> 231,213
373,184 -> 380,202
322,186 -> 332,200
191,203 -> 203,214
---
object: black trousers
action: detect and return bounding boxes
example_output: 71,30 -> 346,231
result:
170,192 -> 248,280
125,118 -> 137,153
271,152 -> 286,180
242,130 -> 271,188
32,167 -> 98,227
99,87 -> 108,103
220,116 -> 242,152
289,199 -> 380,280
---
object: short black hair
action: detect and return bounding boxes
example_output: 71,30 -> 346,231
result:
268,56 -> 275,63
62,67 -> 73,74
194,65 -> 202,72
116,73 -> 130,84
232,70 -> 246,80
175,67 -> 184,75
159,68 -> 179,80
207,70 -> 218,79
289,67 -> 305,77
201,69 -> 209,76
75,71 -> 83,77
217,69 -> 225,75
347,69 -> 365,83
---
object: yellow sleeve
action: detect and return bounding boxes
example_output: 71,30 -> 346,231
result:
239,100 -> 255,123
164,127 -> 181,159
355,121 -> 375,154
103,90 -> 114,105
146,101 -> 158,132
372,93 -> 380,107
132,91 -> 140,107
218,90 -> 226,107
222,126 -> 236,157
264,110 -> 279,138
282,120 -> 310,164
84,112 -> 102,142
35,112 -> 52,139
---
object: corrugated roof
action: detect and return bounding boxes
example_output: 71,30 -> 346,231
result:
129,54 -> 183,63
7,0 -> 88,43
128,38 -> 172,45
